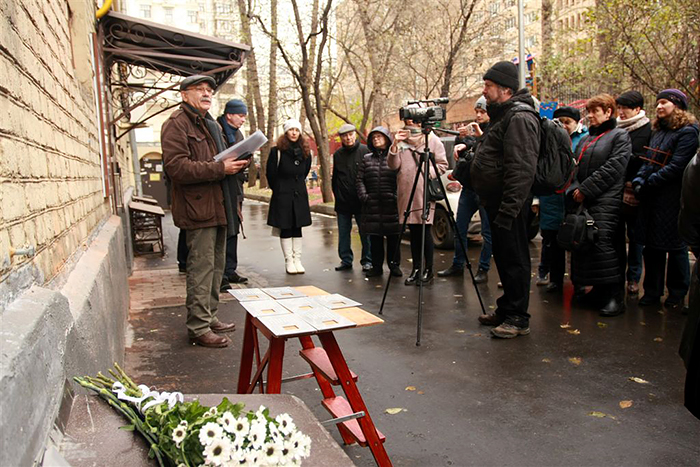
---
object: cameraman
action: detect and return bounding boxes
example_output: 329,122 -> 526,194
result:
438,96 -> 493,283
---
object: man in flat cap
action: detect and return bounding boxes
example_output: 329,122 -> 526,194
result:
162,75 -> 249,348
470,60 -> 540,339
217,98 -> 249,291
332,124 -> 372,271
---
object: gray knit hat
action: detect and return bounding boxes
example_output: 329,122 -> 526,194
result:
474,96 -> 487,111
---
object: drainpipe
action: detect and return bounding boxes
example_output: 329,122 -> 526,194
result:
96,0 -> 113,19
129,129 -> 143,196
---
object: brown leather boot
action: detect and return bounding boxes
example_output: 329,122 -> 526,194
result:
190,331 -> 229,348
478,313 -> 505,326
211,321 -> 236,333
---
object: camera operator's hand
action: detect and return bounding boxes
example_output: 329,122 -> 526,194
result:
453,144 -> 466,161
223,158 -> 248,175
457,125 -> 471,138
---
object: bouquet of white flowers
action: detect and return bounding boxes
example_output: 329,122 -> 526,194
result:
75,364 -> 311,466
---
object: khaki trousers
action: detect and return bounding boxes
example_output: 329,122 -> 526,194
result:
185,226 -> 227,337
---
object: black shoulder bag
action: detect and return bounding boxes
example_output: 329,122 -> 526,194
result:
557,204 -> 598,251
410,150 -> 445,202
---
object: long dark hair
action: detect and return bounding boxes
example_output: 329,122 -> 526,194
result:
276,132 -> 311,159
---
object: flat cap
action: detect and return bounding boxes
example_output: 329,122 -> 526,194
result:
180,75 -> 216,91
338,123 -> 356,135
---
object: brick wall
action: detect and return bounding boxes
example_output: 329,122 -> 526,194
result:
0,0 -> 111,285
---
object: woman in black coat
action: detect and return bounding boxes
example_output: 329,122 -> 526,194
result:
266,119 -> 312,274
632,89 -> 700,308
356,126 -> 402,278
570,94 -> 631,316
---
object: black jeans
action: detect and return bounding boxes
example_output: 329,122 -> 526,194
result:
177,229 -> 189,268
485,204 -> 532,327
643,247 -> 691,300
223,234 -> 238,279
369,234 -> 401,270
539,229 -> 565,286
408,224 -> 434,271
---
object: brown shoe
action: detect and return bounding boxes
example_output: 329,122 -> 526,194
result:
190,331 -> 229,348
211,321 -> 236,333
478,313 -> 505,326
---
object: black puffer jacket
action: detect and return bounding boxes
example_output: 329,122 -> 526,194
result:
633,111 -> 699,250
332,140 -> 368,215
356,127 -> 400,235
570,117 -> 630,285
470,89 -> 540,231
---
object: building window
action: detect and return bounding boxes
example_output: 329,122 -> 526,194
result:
489,2 -> 500,16
525,35 -> 537,48
216,3 -> 231,15
188,10 -> 198,23
505,17 -> 516,29
525,11 -> 538,24
139,4 -> 151,18
164,7 -> 174,23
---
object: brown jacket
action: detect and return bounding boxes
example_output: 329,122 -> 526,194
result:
162,103 -> 227,229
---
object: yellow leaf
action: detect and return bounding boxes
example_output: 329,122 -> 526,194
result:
588,411 -> 607,418
640,321 -> 646,326
405,386 -> 416,391
472,333 -> 482,337
455,329 -> 466,333
569,357 -> 582,366
417,391 -> 424,395
560,323 -> 571,329
567,329 -> 581,335
385,408 -> 404,415
629,377 -> 650,384
542,358 -> 552,363
653,337 -> 663,342
619,400 -> 633,409
597,322 -> 608,328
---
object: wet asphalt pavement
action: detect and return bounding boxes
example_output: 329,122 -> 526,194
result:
126,201 -> 700,467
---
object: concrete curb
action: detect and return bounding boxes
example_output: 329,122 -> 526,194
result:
244,194 -> 336,217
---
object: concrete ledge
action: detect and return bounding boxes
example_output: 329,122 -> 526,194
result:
0,287 -> 71,467
0,215 -> 129,466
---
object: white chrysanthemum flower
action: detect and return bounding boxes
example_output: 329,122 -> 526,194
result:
245,449 -> 263,466
268,421 -> 283,443
278,439 -> 297,465
248,421 -> 267,450
172,425 -> 187,446
261,440 -> 283,465
199,421 -> 224,446
289,431 -> 311,460
275,413 -> 296,436
179,420 -> 189,428
255,405 -> 268,419
204,436 -> 232,466
231,416 -> 250,438
218,411 -> 236,433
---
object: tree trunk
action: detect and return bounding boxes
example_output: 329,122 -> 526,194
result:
260,0 -> 278,189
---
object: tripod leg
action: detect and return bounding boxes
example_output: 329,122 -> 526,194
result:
428,156 -> 487,315
379,157 -> 425,315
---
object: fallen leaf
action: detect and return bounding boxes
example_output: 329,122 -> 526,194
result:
588,411 -> 607,418
653,337 -> 663,342
453,294 -> 463,298
619,400 -> 633,409
472,333 -> 482,337
489,305 -> 495,309
560,323 -> 572,329
597,322 -> 608,328
569,357 -> 582,366
417,391 -> 424,395
543,300 -> 549,304
375,285 -> 382,288
629,377 -> 650,384
385,408 -> 404,415
455,329 -> 466,334
542,358 -> 552,363
567,329 -> 581,335
640,321 -> 646,326
405,386 -> 416,391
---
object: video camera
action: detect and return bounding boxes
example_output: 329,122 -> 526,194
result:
399,97 -> 449,124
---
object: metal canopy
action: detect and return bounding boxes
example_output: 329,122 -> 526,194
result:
101,11 -> 250,88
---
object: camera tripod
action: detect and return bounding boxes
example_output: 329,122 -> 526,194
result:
378,123 -> 487,346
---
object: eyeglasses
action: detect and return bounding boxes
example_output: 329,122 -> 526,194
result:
186,85 -> 214,94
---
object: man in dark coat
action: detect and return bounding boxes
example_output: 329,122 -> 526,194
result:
679,152 -> 700,420
332,124 -> 371,271
217,99 -> 249,290
162,75 -> 248,348
470,61 -> 540,339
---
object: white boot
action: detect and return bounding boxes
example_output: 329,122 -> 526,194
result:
280,238 -> 297,274
292,237 -> 305,274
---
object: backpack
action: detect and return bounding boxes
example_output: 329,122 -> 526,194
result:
509,103 -> 577,196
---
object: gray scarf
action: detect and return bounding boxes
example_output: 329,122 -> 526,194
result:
617,110 -> 650,133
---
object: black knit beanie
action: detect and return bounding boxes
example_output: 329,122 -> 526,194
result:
553,106 -> 581,122
615,91 -> 644,109
483,61 -> 519,93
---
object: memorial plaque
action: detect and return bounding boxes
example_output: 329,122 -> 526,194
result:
240,300 -> 291,318
312,294 -> 361,309
228,288 -> 271,301
276,297 -> 327,314
262,287 -> 307,300
257,314 -> 316,337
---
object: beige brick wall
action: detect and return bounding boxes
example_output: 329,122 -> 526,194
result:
0,0 -> 111,283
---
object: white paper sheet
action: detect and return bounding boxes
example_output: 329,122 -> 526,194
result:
214,130 -> 268,162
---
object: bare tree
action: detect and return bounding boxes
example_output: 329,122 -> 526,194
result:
260,0 -> 278,188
